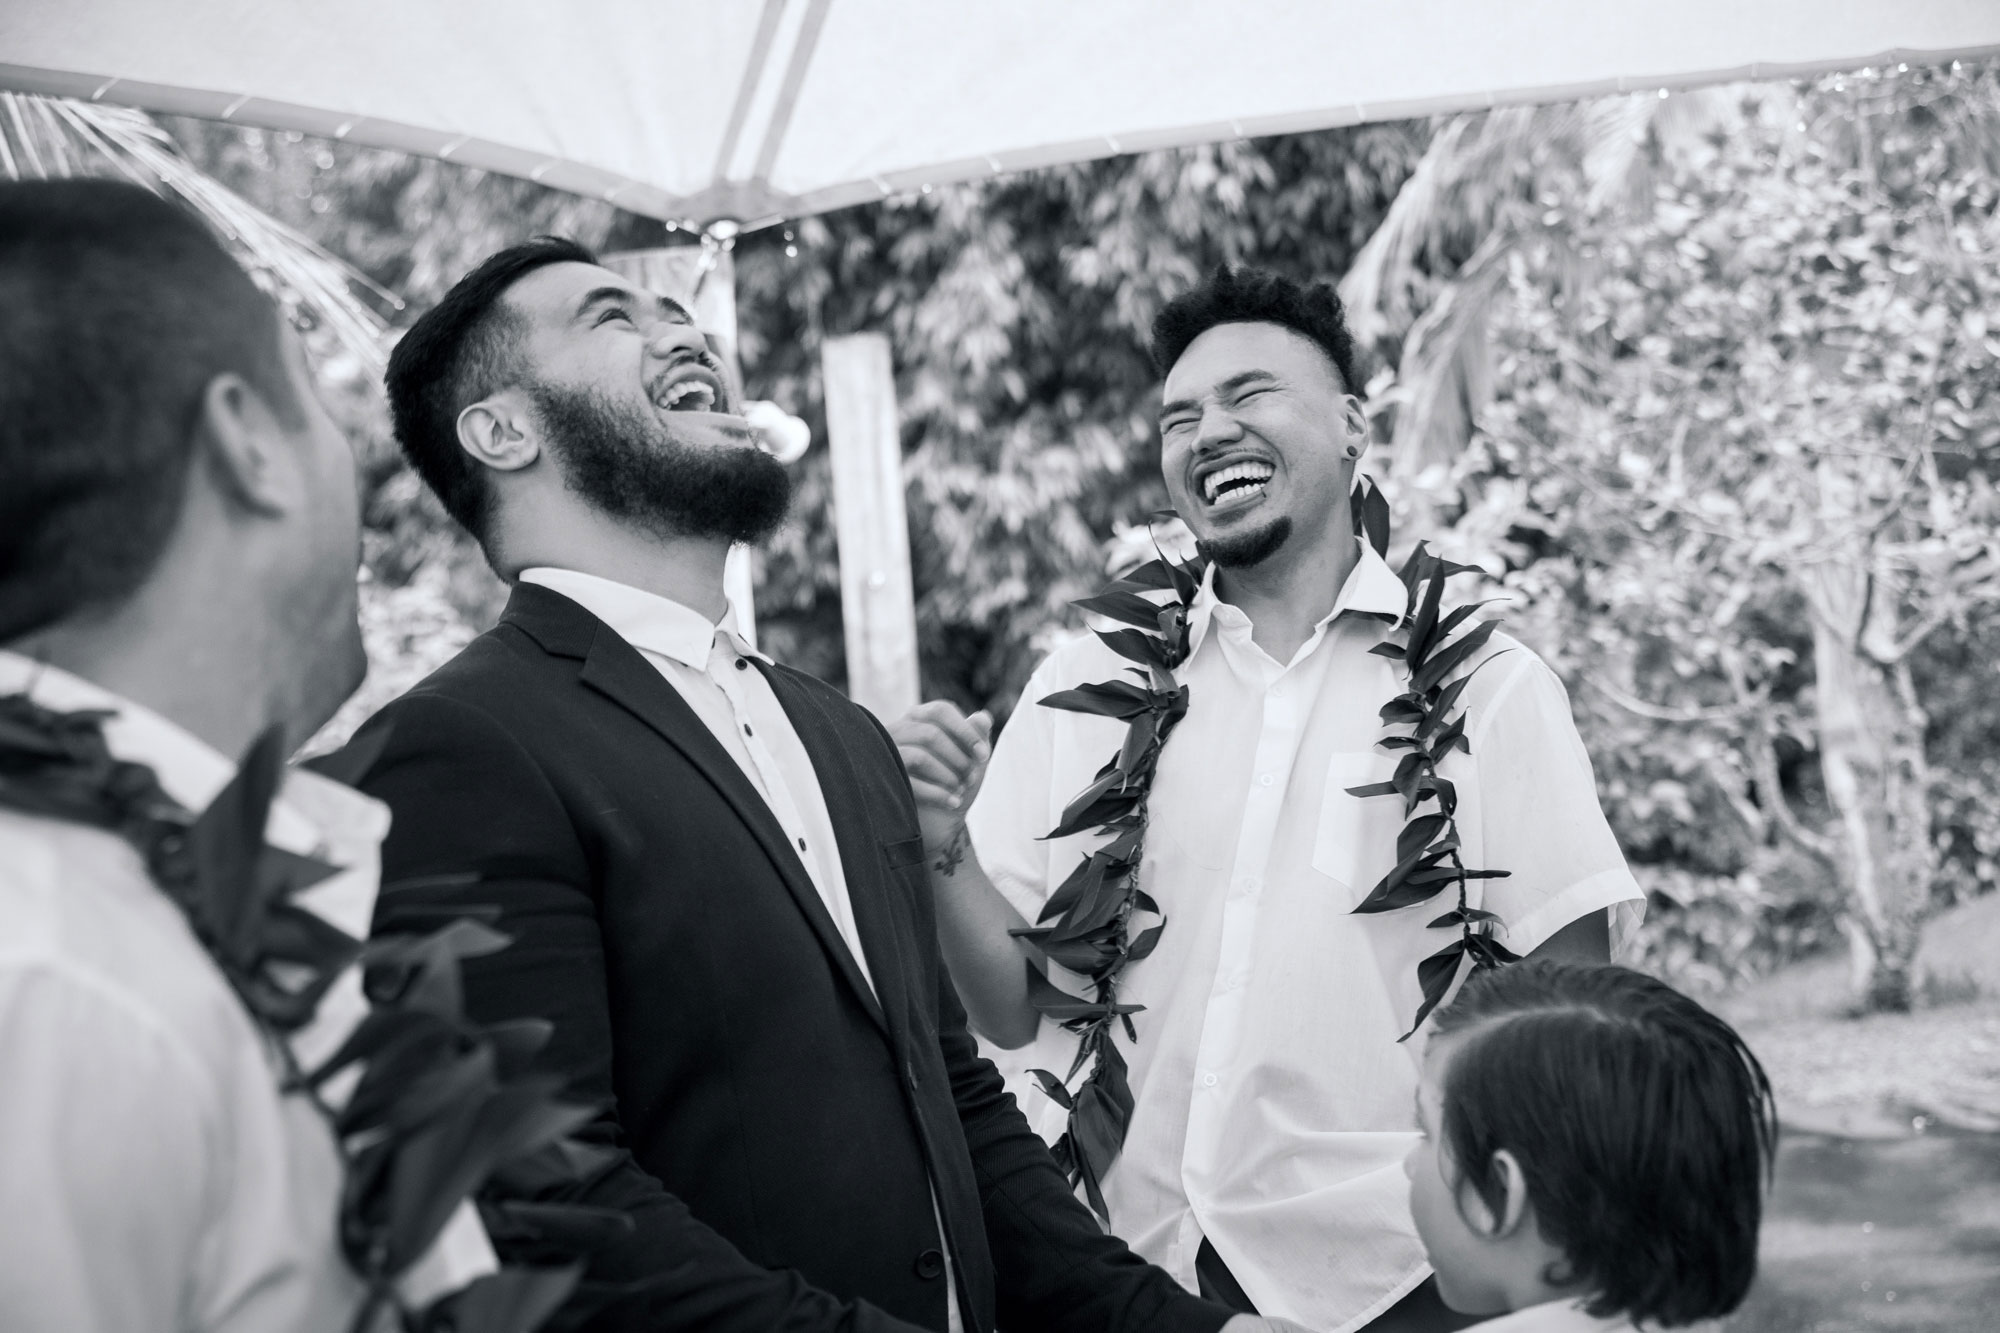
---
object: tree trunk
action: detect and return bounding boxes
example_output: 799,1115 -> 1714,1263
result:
1800,558 -> 1934,1012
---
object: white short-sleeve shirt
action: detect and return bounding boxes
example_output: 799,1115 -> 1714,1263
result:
966,545 -> 1644,1333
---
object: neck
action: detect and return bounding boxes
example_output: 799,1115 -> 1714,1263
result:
1211,514 -> 1359,663
11,585 -> 288,765
504,502 -> 732,623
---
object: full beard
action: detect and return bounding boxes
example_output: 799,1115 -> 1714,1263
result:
531,381 -> 791,544
1195,515 -> 1293,569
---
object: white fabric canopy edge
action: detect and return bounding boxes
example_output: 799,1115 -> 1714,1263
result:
6,42 -> 1996,230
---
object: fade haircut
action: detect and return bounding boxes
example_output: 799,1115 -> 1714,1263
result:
1431,961 -> 1778,1327
385,236 -> 597,542
0,178 -> 301,643
1149,264 -> 1363,397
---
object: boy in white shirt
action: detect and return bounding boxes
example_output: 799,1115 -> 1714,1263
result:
1405,961 -> 1777,1331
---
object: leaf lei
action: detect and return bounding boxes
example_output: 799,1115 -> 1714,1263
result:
0,694 -> 627,1333
1016,479 -> 1516,1220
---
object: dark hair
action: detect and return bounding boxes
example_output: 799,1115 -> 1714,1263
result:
1431,961 -> 1778,1327
0,178 -> 299,643
384,236 -> 597,541
1149,264 -> 1363,396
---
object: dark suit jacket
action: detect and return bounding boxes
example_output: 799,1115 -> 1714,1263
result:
349,583 -> 1233,1333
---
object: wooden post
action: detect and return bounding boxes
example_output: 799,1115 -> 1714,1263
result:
821,333 -> 920,720
599,244 -> 759,648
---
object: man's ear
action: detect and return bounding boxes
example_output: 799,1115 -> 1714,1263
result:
1487,1148 -> 1534,1239
457,391 -> 541,474
1337,393 -> 1371,463
195,371 -> 295,516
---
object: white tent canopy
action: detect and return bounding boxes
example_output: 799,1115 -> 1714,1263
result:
5,0 -> 1998,230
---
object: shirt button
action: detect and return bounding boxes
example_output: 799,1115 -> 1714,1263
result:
914,1248 -> 946,1280
734,658 -> 749,670
1201,1073 -> 1220,1088
1237,876 -> 1261,897
1258,773 -> 1274,787
797,837 -> 808,851
743,724 -> 754,736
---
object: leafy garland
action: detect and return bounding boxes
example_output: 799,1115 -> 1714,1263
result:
1014,479 -> 1516,1220
0,694 -> 629,1333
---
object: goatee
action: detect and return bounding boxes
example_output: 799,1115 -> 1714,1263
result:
531,381 -> 791,544
1196,517 -> 1293,569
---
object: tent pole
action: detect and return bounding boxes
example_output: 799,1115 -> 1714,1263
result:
822,332 -> 920,720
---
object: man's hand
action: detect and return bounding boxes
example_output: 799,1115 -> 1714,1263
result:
890,700 -> 993,870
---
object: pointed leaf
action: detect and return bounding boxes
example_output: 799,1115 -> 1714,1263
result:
1414,619 -> 1501,696
1073,590 -> 1170,631
1038,679 -> 1155,719
1030,1067 -> 1075,1110
1400,940 -> 1469,1040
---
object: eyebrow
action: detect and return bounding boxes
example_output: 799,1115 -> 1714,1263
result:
572,285 -> 693,325
1159,370 -> 1279,420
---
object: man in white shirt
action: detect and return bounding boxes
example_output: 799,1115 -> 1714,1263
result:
896,265 -> 1645,1333
0,181 -> 490,1330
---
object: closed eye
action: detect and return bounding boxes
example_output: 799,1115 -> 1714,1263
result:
594,305 -> 634,327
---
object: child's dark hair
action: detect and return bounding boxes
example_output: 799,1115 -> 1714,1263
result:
1148,263 -> 1363,395
1431,960 -> 1778,1327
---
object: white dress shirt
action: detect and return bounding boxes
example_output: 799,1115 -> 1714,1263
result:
517,568 -> 965,1330
0,654 -> 494,1333
968,543 -> 1645,1333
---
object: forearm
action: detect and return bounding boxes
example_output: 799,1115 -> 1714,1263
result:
929,828 -> 1043,1048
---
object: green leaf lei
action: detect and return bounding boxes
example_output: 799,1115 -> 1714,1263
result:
0,694 -> 630,1333
1015,479 -> 1517,1221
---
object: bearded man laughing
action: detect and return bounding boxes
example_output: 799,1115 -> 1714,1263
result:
338,239 -> 1299,1333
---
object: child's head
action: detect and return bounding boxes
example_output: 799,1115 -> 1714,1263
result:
1405,959 -> 1777,1326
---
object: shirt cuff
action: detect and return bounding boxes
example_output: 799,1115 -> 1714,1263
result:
1498,867 -> 1647,961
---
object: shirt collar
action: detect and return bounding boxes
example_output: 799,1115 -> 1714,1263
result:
0,649 -> 387,940
1186,537 -> 1408,658
520,566 -> 766,668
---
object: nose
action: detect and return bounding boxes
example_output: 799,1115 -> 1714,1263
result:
1193,400 -> 1243,450
643,318 -> 708,361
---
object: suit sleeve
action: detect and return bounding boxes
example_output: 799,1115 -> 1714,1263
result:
354,690 -> 932,1333
852,709 -> 1233,1333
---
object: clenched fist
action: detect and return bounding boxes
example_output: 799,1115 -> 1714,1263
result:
890,700 -> 993,865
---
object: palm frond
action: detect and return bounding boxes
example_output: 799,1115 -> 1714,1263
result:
0,94 -> 397,371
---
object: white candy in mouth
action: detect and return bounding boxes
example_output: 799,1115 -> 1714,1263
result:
1202,461 -> 1275,503
659,380 -> 716,411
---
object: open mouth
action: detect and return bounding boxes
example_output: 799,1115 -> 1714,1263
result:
648,359 -> 728,416
1198,459 -> 1276,509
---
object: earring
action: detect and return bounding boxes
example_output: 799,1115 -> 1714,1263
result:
1343,442 -> 1362,460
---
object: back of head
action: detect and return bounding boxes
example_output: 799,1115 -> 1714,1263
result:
384,236 -> 596,550
1149,263 -> 1363,394
1432,961 -> 1778,1326
0,178 -> 297,642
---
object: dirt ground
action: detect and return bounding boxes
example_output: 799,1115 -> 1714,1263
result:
1712,893 -> 2000,1330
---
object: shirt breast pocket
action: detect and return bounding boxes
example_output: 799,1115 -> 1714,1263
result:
1310,749 -> 1407,904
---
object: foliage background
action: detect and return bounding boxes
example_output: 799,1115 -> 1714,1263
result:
163,60 -> 2000,997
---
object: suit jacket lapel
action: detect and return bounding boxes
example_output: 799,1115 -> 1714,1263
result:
758,665 -> 912,1043
504,585 -> 889,1033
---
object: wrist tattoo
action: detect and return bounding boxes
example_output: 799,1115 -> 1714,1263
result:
933,823 -> 970,878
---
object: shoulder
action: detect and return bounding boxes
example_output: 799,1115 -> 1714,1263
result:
763,661 -> 903,758
0,813 -> 243,1116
